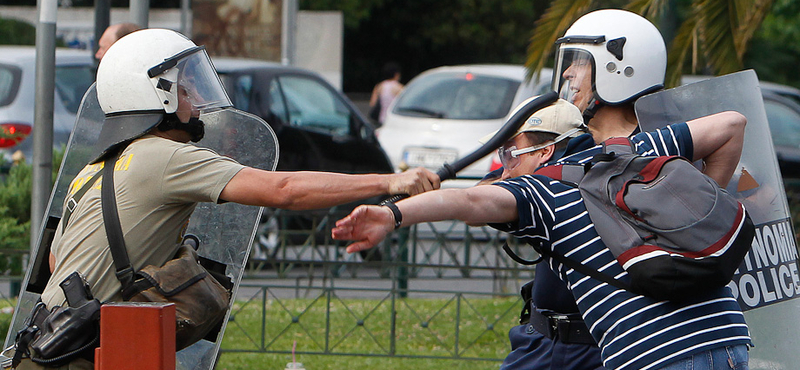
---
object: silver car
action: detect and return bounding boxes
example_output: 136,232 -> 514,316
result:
377,64 -> 552,187
0,46 -> 95,163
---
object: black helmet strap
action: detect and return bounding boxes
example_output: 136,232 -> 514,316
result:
157,113 -> 205,142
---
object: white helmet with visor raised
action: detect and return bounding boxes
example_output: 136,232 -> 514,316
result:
552,9 -> 666,113
94,28 -> 231,161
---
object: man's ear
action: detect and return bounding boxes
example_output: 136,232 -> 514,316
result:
539,143 -> 556,162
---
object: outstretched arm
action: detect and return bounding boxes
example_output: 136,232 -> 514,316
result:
685,111 -> 747,187
219,167 -> 440,210
333,185 -> 518,253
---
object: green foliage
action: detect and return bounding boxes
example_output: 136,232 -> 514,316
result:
744,0 -> 800,88
301,0 -> 387,29
303,0 -> 550,91
0,147 -> 64,275
0,161 -> 33,260
0,17 -> 35,46
0,299 -> 14,340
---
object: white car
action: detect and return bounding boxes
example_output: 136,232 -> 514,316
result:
0,46 -> 95,163
378,64 -> 552,187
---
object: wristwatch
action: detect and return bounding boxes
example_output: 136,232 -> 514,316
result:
381,201 -> 403,229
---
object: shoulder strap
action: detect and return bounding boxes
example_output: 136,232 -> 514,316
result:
536,246 -> 634,292
100,151 -> 136,291
599,137 -> 634,156
61,170 -> 103,229
533,163 -> 588,185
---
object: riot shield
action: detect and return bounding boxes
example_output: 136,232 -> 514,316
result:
1,84 -> 278,370
635,70 -> 800,369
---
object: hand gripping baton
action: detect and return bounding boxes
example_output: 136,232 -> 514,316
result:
382,90 -> 559,204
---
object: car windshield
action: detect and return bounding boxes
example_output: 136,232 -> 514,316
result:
0,64 -> 21,107
393,71 -> 520,120
54,65 -> 95,114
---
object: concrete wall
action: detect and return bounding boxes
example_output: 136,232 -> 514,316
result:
296,11 -> 342,90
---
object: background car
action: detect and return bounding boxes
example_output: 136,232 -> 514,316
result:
212,58 -> 393,260
377,64 -> 553,187
682,75 -> 800,179
0,46 -> 95,165
214,58 -> 392,175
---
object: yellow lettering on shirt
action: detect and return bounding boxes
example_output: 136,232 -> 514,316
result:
66,152 -> 134,196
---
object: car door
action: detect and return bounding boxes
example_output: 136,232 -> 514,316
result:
223,69 -> 391,174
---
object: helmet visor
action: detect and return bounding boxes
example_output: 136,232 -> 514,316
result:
552,48 -> 595,112
175,50 -> 232,113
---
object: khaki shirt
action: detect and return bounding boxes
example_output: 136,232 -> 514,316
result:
42,135 -> 244,307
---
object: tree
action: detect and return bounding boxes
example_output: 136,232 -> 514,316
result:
302,0 -> 551,91
0,17 -> 36,46
525,0 -> 775,88
744,0 -> 800,87
0,148 -> 63,275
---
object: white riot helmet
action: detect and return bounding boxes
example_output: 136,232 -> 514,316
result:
94,28 -> 231,161
552,9 -> 666,114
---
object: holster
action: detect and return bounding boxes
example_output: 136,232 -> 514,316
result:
528,309 -> 596,345
11,272 -> 101,368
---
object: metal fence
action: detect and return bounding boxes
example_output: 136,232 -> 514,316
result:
222,207 -> 538,361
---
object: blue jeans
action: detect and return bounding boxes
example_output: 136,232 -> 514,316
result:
500,324 -> 605,370
657,344 -> 749,370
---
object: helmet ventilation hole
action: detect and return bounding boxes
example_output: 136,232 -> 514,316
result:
624,66 -> 634,77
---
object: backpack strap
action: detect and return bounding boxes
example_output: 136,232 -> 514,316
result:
504,240 -> 634,293
502,243 -> 543,265
533,163 -> 587,185
601,137 -> 634,154
536,246 -> 634,292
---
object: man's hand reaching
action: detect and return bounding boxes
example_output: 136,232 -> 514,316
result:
332,205 -> 395,253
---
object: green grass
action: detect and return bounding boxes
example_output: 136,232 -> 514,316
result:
216,353 -> 502,370
0,295 -> 519,369
217,295 -> 520,369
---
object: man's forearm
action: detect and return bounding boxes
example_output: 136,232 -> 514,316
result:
686,111 -> 747,187
397,186 -> 518,227
222,169 -> 391,210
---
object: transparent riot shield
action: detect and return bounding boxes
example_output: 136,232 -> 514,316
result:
1,84 -> 278,370
635,70 -> 800,369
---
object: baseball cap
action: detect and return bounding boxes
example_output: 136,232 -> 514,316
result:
479,98 -> 587,144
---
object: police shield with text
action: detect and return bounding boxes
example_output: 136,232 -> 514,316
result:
636,70 -> 800,369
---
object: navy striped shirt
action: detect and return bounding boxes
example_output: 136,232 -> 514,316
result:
494,123 -> 751,370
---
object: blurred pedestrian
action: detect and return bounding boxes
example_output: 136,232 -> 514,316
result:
369,62 -> 403,125
95,23 -> 142,61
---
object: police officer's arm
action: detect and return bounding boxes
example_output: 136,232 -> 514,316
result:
685,111 -> 747,187
332,185 -> 518,253
219,167 -> 440,210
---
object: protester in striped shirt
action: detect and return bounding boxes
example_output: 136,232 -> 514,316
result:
332,101 -> 750,370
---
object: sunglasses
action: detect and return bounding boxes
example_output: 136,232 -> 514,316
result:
497,143 -> 551,170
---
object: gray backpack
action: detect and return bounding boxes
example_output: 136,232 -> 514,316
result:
529,137 -> 755,301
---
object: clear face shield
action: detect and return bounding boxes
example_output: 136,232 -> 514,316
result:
174,51 -> 231,114
148,46 -> 232,119
148,47 -> 232,141
552,48 -> 595,112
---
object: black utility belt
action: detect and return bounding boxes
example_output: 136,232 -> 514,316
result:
528,309 -> 596,345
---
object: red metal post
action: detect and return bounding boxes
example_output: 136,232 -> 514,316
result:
94,302 -> 176,370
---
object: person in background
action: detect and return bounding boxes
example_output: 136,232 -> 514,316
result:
369,62 -> 403,125
95,23 -> 142,61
